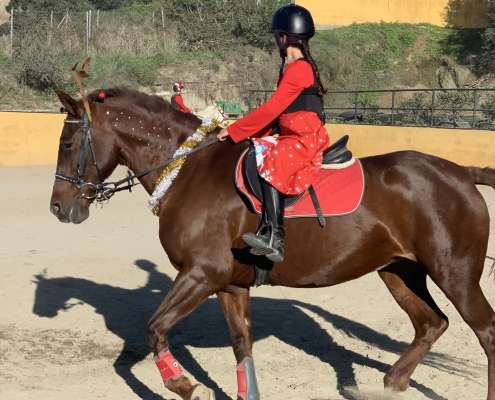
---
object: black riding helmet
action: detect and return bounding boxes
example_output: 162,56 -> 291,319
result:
271,4 -> 315,39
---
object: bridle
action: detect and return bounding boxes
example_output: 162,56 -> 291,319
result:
55,112 -> 218,204
55,113 -> 111,202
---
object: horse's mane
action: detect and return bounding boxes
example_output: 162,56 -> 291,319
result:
87,87 -> 199,124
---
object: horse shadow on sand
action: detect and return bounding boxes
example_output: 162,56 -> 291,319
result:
32,259 -> 478,400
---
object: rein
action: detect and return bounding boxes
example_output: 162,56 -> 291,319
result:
55,113 -> 219,203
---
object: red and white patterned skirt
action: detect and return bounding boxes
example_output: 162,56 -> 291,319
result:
253,111 -> 329,195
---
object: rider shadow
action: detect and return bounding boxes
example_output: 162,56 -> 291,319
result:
32,259 -> 475,400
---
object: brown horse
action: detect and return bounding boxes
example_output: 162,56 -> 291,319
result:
51,88 -> 495,400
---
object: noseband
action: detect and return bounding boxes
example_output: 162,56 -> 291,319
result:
55,112 -> 218,204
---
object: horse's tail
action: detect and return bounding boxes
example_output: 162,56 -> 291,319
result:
466,166 -> 495,189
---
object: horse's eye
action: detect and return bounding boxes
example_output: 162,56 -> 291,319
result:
62,142 -> 73,150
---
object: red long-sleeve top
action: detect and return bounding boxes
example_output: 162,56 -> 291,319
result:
227,59 -> 314,143
173,93 -> 192,113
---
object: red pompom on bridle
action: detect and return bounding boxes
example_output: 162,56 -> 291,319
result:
97,89 -> 106,102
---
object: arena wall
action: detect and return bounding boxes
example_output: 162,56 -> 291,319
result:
1,112 -> 494,168
330,124 -> 495,168
0,112 -> 63,166
297,0 -> 488,28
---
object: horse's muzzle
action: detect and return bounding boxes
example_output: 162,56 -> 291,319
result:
50,200 -> 89,224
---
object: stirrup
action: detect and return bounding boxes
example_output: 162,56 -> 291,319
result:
247,228 -> 284,262
242,232 -> 269,251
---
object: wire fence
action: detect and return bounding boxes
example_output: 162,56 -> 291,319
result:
1,1 -> 286,58
249,88 -> 495,130
1,8 -> 178,57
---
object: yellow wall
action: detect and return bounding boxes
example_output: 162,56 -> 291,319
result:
1,112 -> 495,168
297,0 -> 488,28
0,112 -> 64,166
329,124 -> 495,167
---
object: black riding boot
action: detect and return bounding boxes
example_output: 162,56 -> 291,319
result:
242,180 -> 285,263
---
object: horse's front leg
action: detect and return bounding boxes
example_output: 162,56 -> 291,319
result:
218,289 -> 260,400
148,267 -> 221,400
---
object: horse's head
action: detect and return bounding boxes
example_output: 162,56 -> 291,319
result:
50,88 -> 201,224
50,91 -> 121,224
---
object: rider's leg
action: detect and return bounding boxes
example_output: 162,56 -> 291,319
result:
243,179 -> 285,262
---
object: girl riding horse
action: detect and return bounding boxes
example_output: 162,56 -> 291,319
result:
218,4 -> 328,263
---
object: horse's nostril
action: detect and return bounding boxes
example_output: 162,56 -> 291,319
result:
51,202 -> 61,215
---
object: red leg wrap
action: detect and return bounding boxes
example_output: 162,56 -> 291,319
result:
154,349 -> 183,382
236,362 -> 247,400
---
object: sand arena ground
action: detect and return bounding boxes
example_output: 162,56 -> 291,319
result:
1,165 -> 495,400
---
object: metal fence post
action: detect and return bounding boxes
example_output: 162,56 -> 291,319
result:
49,10 -> 53,47
86,11 -> 89,54
354,91 -> 358,121
161,7 -> 165,42
430,90 -> 436,127
473,89 -> 479,128
391,91 -> 396,125
9,8 -> 14,58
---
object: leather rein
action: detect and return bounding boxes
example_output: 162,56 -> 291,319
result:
55,113 -> 219,204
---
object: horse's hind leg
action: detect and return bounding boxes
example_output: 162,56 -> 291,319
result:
218,289 -> 260,400
148,268 -> 221,400
379,260 -> 449,391
428,258 -> 495,400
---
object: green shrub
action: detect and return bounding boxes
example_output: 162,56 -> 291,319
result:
6,0 -> 91,12
124,55 -> 160,86
86,53 -> 165,88
15,51 -> 65,91
353,92 -> 380,123
159,0 -> 278,51
436,90 -> 475,123
5,0 -> 151,11
398,92 -> 430,125
481,94 -> 495,119
90,0 -> 152,11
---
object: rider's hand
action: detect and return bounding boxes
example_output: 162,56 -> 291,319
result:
217,128 -> 230,142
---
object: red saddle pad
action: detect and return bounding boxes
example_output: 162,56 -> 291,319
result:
235,150 -> 365,218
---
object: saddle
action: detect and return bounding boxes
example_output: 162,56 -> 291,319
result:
239,135 -> 359,226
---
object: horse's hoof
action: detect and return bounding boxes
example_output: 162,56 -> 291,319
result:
384,373 -> 410,392
190,385 -> 215,400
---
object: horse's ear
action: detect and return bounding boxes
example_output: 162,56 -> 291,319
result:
55,90 -> 81,117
